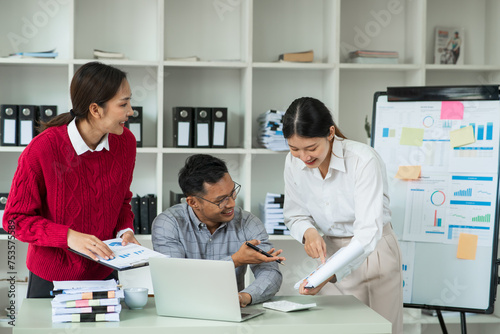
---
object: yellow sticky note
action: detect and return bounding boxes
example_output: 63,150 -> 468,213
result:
400,127 -> 424,146
395,166 -> 421,180
450,126 -> 475,148
456,233 -> 478,260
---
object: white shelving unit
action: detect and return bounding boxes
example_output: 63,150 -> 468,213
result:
1,0 -> 500,332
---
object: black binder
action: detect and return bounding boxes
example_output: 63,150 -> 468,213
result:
194,107 -> 211,148
125,106 -> 143,147
173,107 -> 193,147
18,105 -> 38,146
169,190 -> 184,207
139,194 -> 157,234
0,193 -> 9,234
148,194 -> 157,233
0,193 -> 7,234
211,107 -> 228,148
131,195 -> 141,234
1,105 -> 19,146
139,196 -> 150,234
38,105 -> 57,133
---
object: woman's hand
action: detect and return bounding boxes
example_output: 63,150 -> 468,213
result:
298,276 -> 333,295
67,229 -> 114,261
120,230 -> 140,246
303,228 -> 327,263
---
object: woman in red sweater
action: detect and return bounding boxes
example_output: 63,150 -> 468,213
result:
2,62 -> 139,297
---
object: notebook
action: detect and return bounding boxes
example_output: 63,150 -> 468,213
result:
149,257 -> 265,322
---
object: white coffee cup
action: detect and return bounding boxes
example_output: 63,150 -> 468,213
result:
124,287 -> 148,310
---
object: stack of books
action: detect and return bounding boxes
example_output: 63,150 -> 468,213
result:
257,110 -> 289,151
348,50 -> 399,64
51,279 -> 122,323
260,193 -> 289,235
93,49 -> 126,60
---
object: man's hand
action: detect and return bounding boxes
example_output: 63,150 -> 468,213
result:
303,228 -> 327,264
239,292 -> 252,307
120,230 -> 140,246
67,229 -> 114,261
231,239 -> 285,267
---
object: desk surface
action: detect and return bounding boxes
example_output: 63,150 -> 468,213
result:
14,295 -> 391,334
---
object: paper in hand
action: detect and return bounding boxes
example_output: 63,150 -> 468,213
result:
294,239 -> 364,289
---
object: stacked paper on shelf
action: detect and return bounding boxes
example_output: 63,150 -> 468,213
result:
93,49 -> 126,60
8,49 -> 58,59
260,193 -> 289,235
257,110 -> 289,151
348,50 -> 399,64
51,279 -> 122,323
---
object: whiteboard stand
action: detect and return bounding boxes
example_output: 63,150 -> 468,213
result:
372,85 -> 500,334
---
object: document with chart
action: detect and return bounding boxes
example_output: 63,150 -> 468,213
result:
70,238 -> 168,271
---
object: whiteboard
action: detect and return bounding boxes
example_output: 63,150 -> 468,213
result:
372,86 -> 500,313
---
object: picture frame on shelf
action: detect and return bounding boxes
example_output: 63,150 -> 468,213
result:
434,26 -> 464,65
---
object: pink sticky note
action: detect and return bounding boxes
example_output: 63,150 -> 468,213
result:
441,101 -> 464,120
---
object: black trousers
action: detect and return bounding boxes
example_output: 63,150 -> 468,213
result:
26,271 -> 118,298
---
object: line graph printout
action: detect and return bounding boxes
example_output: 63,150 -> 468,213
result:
446,175 -> 497,246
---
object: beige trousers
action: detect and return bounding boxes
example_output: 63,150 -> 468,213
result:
320,224 -> 403,334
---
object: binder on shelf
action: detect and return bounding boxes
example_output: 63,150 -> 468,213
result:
19,105 -> 38,146
173,107 -> 193,148
169,190 -> 184,207
147,194 -> 157,234
125,106 -> 143,147
139,196 -> 150,234
1,105 -> 19,146
0,193 -> 8,234
139,194 -> 157,234
38,105 -> 57,134
194,107 -> 212,148
131,195 -> 141,234
211,107 -> 228,148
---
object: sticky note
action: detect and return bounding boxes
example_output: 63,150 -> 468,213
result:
441,101 -> 464,120
395,166 -> 421,180
456,233 -> 478,260
450,125 -> 475,148
399,127 -> 424,146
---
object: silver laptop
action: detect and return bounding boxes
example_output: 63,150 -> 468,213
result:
149,257 -> 265,322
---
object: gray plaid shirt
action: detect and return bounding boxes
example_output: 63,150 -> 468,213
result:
151,203 -> 282,304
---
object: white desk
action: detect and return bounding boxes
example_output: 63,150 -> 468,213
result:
14,295 -> 391,334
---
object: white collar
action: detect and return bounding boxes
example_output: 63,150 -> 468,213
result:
329,137 -> 346,173
67,118 -> 109,155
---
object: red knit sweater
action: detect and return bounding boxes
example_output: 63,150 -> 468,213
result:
2,125 -> 136,281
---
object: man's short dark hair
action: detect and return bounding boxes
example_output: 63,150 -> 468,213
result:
178,154 -> 229,196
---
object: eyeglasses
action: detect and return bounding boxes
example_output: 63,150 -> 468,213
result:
194,182 -> 241,209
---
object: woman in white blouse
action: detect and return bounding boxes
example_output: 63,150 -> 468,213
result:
283,97 -> 403,334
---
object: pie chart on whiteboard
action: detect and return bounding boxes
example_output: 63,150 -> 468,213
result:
430,190 -> 446,206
